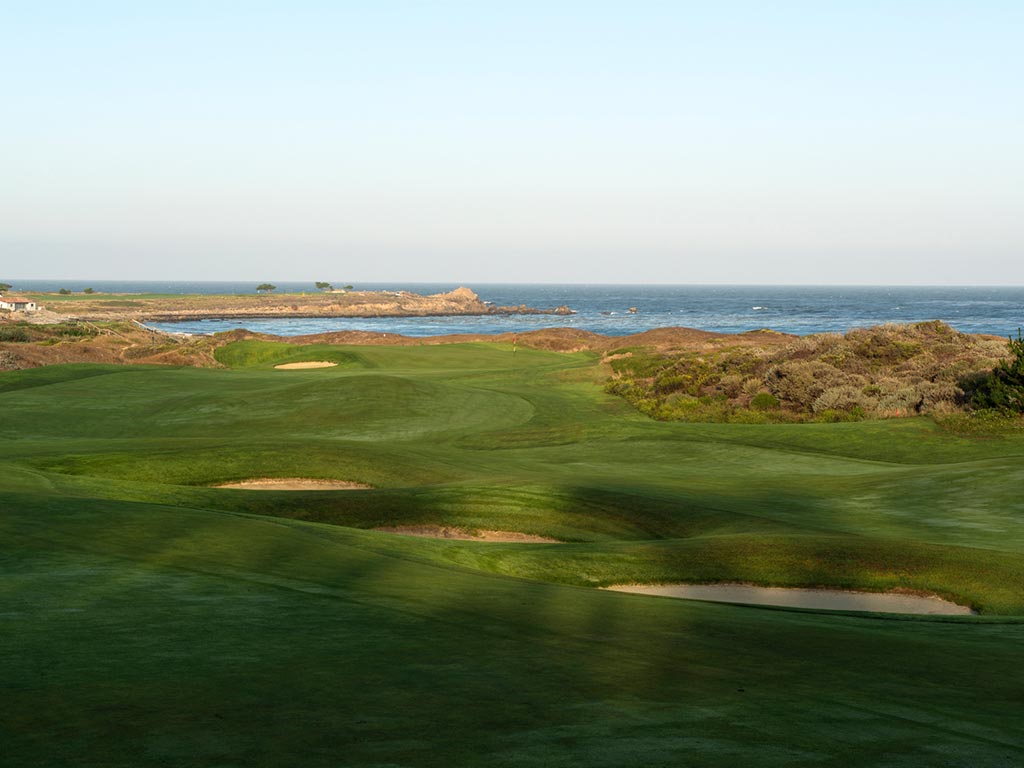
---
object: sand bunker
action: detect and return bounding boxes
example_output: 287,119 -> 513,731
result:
214,478 -> 372,491
273,361 -> 338,369
604,583 -> 973,615
374,525 -> 558,543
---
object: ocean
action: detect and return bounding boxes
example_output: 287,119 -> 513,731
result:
7,281 -> 1024,337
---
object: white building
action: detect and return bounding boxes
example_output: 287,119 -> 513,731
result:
0,296 -> 38,312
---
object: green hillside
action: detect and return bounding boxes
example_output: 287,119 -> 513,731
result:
3,341 -> 1023,766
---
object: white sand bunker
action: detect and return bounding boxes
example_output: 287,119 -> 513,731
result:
604,583 -> 974,615
274,361 -> 338,369
214,478 -> 372,491
374,525 -> 558,543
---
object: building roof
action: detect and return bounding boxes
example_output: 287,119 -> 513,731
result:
1,297 -> 33,303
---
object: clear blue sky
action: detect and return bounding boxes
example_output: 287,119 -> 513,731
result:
2,1 -> 1021,283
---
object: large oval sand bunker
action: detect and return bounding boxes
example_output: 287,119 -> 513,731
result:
374,525 -> 558,543
604,583 -> 974,615
274,361 -> 338,369
214,478 -> 372,491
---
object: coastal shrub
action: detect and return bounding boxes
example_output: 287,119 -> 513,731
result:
603,321 -> 1004,424
850,331 -> 921,365
765,361 -> 843,405
812,385 -> 870,414
750,392 -> 779,411
672,358 -> 718,395
925,399 -> 961,417
657,394 -> 732,423
875,387 -> 923,416
603,379 -> 632,397
966,330 -> 1024,413
718,347 -> 767,376
920,382 -> 962,412
727,408 -> 772,424
897,353 -> 940,381
653,372 -> 688,395
0,326 -> 30,342
818,347 -> 865,373
780,333 -> 841,362
741,378 -> 765,397
814,407 -> 866,422
717,374 -> 746,399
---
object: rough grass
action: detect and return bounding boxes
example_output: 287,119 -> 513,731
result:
2,343 -> 1024,766
0,321 -> 99,343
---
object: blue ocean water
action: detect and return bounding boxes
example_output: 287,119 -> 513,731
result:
7,281 -> 1024,337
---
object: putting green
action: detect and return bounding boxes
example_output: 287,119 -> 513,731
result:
2,341 -> 1023,766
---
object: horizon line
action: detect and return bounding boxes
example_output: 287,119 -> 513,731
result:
5,279 -> 1024,289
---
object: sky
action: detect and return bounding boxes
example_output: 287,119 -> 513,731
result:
2,1 -> 1022,284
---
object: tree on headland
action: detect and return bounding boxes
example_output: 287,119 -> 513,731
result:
59,288 -> 71,295
343,285 -> 354,291
256,283 -> 276,293
83,287 -> 95,294
0,283 -> 11,293
315,281 -> 332,291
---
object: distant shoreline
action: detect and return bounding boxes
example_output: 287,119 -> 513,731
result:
6,284 -> 1023,337
16,286 -> 574,324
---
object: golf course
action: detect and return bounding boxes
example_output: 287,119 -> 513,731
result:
3,339 -> 1023,766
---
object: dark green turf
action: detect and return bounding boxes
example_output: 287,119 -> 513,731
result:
2,344 -> 1023,766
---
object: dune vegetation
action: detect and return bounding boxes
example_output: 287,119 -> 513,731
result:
604,321 -> 1016,423
3,339 -> 1024,766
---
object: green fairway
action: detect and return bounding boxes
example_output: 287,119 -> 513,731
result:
3,341 -> 1023,766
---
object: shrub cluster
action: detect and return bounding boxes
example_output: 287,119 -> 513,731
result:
0,326 -> 30,342
605,322 -> 1008,423
0,322 -> 99,344
962,330 -> 1024,413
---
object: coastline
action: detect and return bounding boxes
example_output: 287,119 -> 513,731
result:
8,284 -> 1024,336
17,286 -> 575,324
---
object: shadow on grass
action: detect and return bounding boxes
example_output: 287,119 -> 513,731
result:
4,492 -> 1024,766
